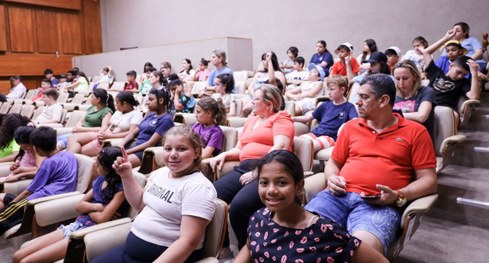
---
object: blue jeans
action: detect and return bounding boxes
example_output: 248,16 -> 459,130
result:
305,190 -> 401,253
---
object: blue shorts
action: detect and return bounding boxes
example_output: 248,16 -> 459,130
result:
58,220 -> 86,238
57,133 -> 71,150
305,190 -> 401,253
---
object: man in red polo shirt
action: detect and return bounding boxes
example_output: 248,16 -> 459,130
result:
305,73 -> 437,255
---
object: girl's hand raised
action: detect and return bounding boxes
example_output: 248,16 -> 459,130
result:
112,148 -> 133,179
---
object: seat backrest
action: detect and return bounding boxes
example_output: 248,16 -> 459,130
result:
59,108 -> 68,124
233,71 -> 250,83
20,104 -> 35,119
347,82 -> 360,107
74,153 -> 95,193
32,106 -> 44,120
284,101 -> 295,116
184,113 -> 197,126
24,89 -> 38,100
433,106 -> 456,156
8,103 -> 22,114
0,102 -> 9,114
91,75 -> 102,84
97,82 -> 110,90
191,81 -> 207,95
110,81 -> 125,91
233,98 -> 243,116
293,136 -> 314,172
227,116 -> 247,128
138,147 -> 164,174
65,110 -> 87,127
201,199 -> 228,258
220,126 -> 237,152
57,92 -> 69,103
70,93 -> 86,105
293,122 -> 310,137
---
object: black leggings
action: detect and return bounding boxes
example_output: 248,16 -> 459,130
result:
213,159 -> 264,249
91,231 -> 203,263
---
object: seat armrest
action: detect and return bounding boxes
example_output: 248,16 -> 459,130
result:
34,194 -> 84,227
439,134 -> 466,154
64,218 -> 132,263
55,127 -> 74,136
38,123 -> 63,128
70,218 -> 133,240
103,138 -> 125,147
81,220 -> 133,262
400,194 -> 438,228
195,258 -> 219,263
4,179 -> 33,195
458,99 -> 480,113
304,173 -> 326,204
27,191 -> 81,206
386,194 -> 438,260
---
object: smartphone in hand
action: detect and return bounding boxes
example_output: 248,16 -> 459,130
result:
361,195 -> 381,200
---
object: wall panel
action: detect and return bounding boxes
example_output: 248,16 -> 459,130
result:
8,7 -> 34,52
0,1 -> 103,80
35,9 -> 59,54
81,0 -> 102,54
0,54 -> 72,76
59,13 -> 82,55
0,5 -> 7,51
3,0 -> 81,10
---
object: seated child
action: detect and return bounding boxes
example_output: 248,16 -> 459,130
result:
44,68 -> 59,87
403,36 -> 429,74
0,126 -> 78,235
138,67 -> 154,96
0,114 -> 31,163
0,126 -> 42,184
436,40 -> 468,74
31,79 -> 52,102
211,73 -> 241,116
13,146 -> 126,263
330,42 -> 360,81
292,75 -> 357,153
285,56 -> 309,86
56,74 -> 70,93
122,88 -> 174,167
34,89 -> 63,125
280,46 -> 298,74
234,150 -> 388,263
194,58 -> 211,81
123,70 -> 139,92
385,46 -> 401,71
419,29 -> 480,111
285,63 -> 325,115
170,75 -> 195,113
93,66 -> 114,90
192,97 -> 226,159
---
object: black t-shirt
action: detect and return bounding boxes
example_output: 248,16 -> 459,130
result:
426,61 -> 470,110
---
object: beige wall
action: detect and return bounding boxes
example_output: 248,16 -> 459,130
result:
73,37 -> 252,79
97,0 -> 488,71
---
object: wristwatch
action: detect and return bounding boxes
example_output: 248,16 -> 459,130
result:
395,190 -> 407,207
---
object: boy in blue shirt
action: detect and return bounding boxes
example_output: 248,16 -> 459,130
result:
0,126 -> 78,235
292,75 -> 357,153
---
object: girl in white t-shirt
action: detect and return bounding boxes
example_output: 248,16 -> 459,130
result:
92,125 -> 217,263
69,91 -> 143,156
